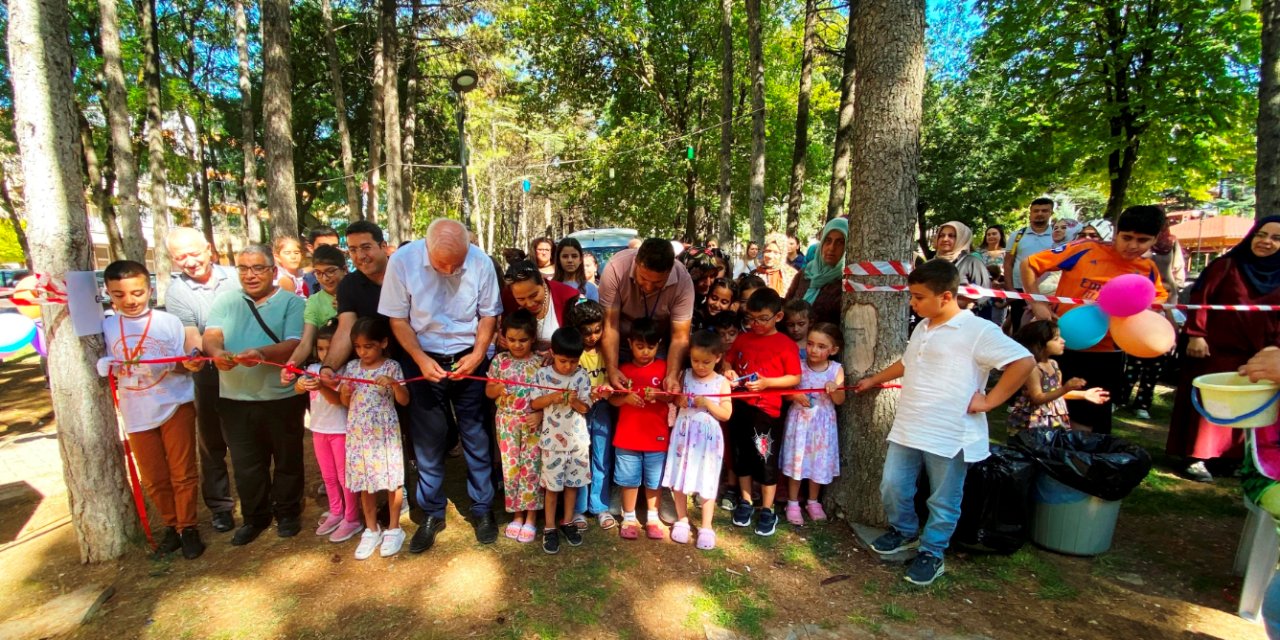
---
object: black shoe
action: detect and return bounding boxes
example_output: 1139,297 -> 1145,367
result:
542,528 -> 560,555
731,500 -> 755,527
754,508 -> 778,537
155,527 -> 182,555
230,523 -> 267,546
473,512 -> 498,545
559,523 -> 583,547
409,515 -> 446,554
276,516 -> 301,538
211,511 -> 235,533
180,528 -> 205,559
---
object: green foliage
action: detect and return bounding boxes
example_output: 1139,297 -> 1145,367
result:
0,220 -> 25,265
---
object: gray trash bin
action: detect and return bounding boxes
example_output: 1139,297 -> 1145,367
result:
1030,474 -> 1121,556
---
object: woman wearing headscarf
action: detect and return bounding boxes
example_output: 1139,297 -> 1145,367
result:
933,221 -> 992,316
753,233 -> 799,297
1166,216 -> 1280,483
786,218 -> 848,326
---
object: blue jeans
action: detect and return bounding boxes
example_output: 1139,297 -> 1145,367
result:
615,448 -> 665,490
880,441 -> 969,558
407,364 -> 493,518
575,401 -> 615,515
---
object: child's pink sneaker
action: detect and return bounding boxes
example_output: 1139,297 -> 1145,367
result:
328,519 -> 364,543
785,503 -> 804,526
316,513 -> 344,536
619,520 -> 641,540
806,501 -> 828,522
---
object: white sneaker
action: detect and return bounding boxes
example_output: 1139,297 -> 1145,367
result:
355,528 -> 383,560
380,528 -> 406,557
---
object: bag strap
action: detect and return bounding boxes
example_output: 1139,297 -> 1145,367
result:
243,297 -> 282,343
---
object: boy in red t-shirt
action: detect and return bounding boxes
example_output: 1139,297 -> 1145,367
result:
723,288 -> 802,536
1021,204 -> 1169,434
610,318 -> 673,541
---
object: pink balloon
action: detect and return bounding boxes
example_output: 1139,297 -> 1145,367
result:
1096,274 -> 1156,318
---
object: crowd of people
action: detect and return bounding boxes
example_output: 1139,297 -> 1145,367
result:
93,203 -> 1279,587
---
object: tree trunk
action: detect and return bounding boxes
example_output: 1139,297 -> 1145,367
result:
381,0 -> 405,244
402,0 -> 420,216
826,8 -> 856,222
785,0 -> 818,238
1261,0 -> 1280,219
746,0 -> 766,246
139,0 -> 170,299
9,0 -> 138,562
0,163 -> 32,270
1104,116 -> 1137,221
234,0 -> 259,248
717,0 -> 735,247
98,0 -> 146,262
191,107 -> 215,247
320,0 -> 361,222
367,18 -> 385,223
831,0 -> 926,526
262,0 -> 298,241
80,112 -> 124,261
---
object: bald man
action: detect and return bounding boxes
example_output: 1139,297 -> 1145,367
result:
165,227 -> 240,534
379,218 -> 503,552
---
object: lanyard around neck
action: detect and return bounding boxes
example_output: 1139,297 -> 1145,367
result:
118,310 -> 154,362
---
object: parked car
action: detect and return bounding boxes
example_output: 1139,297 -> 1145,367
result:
567,227 -> 638,270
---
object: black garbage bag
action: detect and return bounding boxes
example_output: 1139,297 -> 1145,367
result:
954,445 -> 1035,554
1011,428 -> 1152,501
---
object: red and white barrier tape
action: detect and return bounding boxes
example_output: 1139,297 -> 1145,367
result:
841,280 -> 1280,312
843,261 -> 912,277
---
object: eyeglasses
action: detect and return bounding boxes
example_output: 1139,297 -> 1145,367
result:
236,265 -> 273,276
313,267 -> 344,279
744,313 -> 776,326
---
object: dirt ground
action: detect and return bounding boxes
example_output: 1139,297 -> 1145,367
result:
0,352 -> 1267,640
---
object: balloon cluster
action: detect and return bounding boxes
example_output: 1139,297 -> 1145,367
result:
1057,274 -> 1174,358
0,313 -> 42,359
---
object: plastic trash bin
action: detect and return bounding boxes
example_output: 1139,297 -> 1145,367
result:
1030,473 -> 1121,556
1235,495 -> 1280,622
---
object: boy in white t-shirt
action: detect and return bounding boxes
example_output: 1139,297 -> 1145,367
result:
854,259 -> 1034,586
97,260 -> 206,559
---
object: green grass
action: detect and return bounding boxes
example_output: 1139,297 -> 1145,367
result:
847,613 -> 883,634
686,570 -> 773,639
1124,468 -> 1246,518
527,556 -> 613,627
880,602 -> 916,622
969,548 -> 1079,601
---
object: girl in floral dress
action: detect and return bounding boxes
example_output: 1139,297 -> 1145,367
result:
486,309 -> 545,543
339,317 -> 410,560
781,323 -> 846,526
661,331 -> 733,550
1007,320 -> 1110,438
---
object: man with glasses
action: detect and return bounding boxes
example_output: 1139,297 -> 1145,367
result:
165,227 -> 240,534
380,218 -> 503,553
1002,197 -> 1057,332
202,245 -> 306,545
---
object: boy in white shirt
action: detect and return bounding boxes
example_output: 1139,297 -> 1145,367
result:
97,261 -> 206,559
854,259 -> 1034,586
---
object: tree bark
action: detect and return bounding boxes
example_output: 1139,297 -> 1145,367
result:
190,107 -> 215,247
98,0 -> 146,262
746,0 -> 766,246
139,0 -> 170,300
0,163 -> 32,270
1262,0 -> 1280,219
367,17 -> 385,223
80,112 -> 124,261
381,0 -> 405,245
262,0 -> 298,241
831,0 -> 925,526
785,0 -> 818,238
9,0 -> 138,562
234,0 -> 259,248
320,0 -> 361,222
826,7 -> 856,222
402,0 -> 420,216
717,0 -> 735,248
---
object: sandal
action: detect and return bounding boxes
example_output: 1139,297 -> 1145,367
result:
806,501 -> 828,522
670,521 -> 691,544
597,513 -> 618,530
517,523 -> 537,544
646,521 -> 667,540
619,519 -> 641,540
505,520 -> 523,539
571,513 -> 589,530
696,528 -> 717,550
785,503 -> 804,526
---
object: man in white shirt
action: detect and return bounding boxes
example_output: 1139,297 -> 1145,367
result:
855,260 -> 1033,586
380,218 -> 503,553
1001,197 -> 1056,332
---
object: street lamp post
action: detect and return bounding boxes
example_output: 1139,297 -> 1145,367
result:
452,69 -> 478,225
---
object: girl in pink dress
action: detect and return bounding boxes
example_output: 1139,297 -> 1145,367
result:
781,323 -> 846,526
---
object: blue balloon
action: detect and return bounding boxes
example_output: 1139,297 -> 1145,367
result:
1058,305 -> 1110,350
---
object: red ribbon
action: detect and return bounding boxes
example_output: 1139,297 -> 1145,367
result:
106,367 -> 156,550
